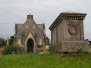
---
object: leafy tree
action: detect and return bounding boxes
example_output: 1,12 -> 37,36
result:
9,35 -> 14,45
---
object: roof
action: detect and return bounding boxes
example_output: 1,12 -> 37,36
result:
37,24 -> 45,30
49,12 -> 87,30
15,24 -> 23,29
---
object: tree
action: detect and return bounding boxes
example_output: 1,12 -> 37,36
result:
9,35 -> 14,45
45,36 -> 50,45
0,38 -> 7,47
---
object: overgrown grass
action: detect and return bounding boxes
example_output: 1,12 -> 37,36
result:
0,53 -> 91,68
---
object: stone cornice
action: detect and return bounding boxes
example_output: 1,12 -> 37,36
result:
61,13 -> 86,20
49,12 -> 87,30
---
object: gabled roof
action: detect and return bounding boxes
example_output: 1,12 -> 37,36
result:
15,14 -> 45,37
37,24 -> 45,30
15,24 -> 23,29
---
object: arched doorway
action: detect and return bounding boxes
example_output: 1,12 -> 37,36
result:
27,39 -> 34,53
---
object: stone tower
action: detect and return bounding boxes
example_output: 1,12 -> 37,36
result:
49,12 -> 89,52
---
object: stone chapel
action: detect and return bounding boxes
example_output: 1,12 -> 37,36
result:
15,14 -> 47,53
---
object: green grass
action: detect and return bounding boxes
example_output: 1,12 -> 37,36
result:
0,53 -> 91,68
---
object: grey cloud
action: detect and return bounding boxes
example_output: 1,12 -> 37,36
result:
0,0 -> 91,40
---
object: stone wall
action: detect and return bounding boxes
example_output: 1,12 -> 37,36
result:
60,41 -> 89,52
50,41 -> 89,53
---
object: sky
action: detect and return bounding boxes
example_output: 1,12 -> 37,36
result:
0,0 -> 91,40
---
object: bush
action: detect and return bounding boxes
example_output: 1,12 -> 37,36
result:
4,45 -> 19,54
76,49 -> 89,56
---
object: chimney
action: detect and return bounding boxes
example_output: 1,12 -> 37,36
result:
27,14 -> 33,20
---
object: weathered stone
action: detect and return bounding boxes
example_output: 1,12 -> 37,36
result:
49,12 -> 89,53
15,14 -> 46,53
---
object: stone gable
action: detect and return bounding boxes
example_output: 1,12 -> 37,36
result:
15,14 -> 46,53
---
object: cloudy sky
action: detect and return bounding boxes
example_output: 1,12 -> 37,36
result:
0,0 -> 91,40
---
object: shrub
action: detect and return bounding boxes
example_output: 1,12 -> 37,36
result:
4,45 -> 19,54
76,49 -> 89,56
0,48 -> 4,54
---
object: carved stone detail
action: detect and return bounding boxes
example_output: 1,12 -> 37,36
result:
68,24 -> 78,35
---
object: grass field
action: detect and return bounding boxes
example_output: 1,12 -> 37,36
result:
0,53 -> 91,68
